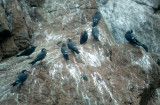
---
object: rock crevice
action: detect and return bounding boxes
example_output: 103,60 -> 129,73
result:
0,0 -> 35,60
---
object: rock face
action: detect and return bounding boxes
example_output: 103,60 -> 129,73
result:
0,0 -> 160,105
97,0 -> 160,56
0,0 -> 34,61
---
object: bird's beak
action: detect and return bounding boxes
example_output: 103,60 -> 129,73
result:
26,70 -> 31,72
46,49 -> 49,51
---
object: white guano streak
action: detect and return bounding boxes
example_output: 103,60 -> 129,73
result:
91,72 -> 119,105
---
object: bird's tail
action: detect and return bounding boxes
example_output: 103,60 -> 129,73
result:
63,54 -> 69,60
94,36 -> 99,41
29,59 -> 36,65
75,50 -> 80,54
11,82 -> 18,87
140,44 -> 148,52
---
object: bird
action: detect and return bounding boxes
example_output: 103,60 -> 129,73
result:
16,45 -> 36,57
29,48 -> 47,65
67,39 -> 80,54
11,70 -> 29,87
92,11 -> 101,27
125,30 -> 141,46
125,30 -> 148,52
82,74 -> 88,81
61,43 -> 69,60
80,31 -> 88,44
92,27 -> 99,41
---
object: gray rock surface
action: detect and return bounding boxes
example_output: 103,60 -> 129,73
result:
97,0 -> 160,55
0,0 -> 34,61
0,0 -> 160,105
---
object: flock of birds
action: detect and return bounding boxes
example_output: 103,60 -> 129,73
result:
10,11 -> 102,89
61,11 -> 101,60
10,11 -> 148,90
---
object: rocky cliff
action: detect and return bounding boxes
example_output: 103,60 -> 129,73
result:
97,0 -> 160,65
0,0 -> 35,61
0,0 -> 160,105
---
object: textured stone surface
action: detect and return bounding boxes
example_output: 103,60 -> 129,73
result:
0,0 -> 160,105
97,0 -> 160,56
0,3 -> 9,36
0,0 -> 34,61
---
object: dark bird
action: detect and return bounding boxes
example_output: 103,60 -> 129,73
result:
61,43 -> 69,60
92,27 -> 99,41
125,30 -> 148,52
92,11 -> 101,27
11,70 -> 29,87
125,30 -> 141,46
82,74 -> 88,81
80,31 -> 88,44
29,48 -> 47,65
67,39 -> 80,54
16,46 -> 36,57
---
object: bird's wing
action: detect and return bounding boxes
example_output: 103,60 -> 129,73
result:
61,47 -> 68,54
16,73 -> 25,82
131,36 -> 141,45
72,43 -> 77,49
68,42 -> 77,50
35,52 -> 45,61
80,34 -> 84,39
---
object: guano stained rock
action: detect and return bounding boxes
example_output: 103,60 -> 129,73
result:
0,0 -> 160,105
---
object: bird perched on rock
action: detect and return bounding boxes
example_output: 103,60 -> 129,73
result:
80,31 -> 88,44
92,27 -> 99,41
16,45 -> 36,57
11,70 -> 29,87
61,43 -> 69,60
82,74 -> 88,81
125,30 -> 148,52
29,48 -> 47,65
92,11 -> 101,27
125,30 -> 141,46
67,39 -> 80,54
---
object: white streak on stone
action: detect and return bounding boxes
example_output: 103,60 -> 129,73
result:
79,47 -> 101,67
91,72 -> 118,105
132,51 -> 151,71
